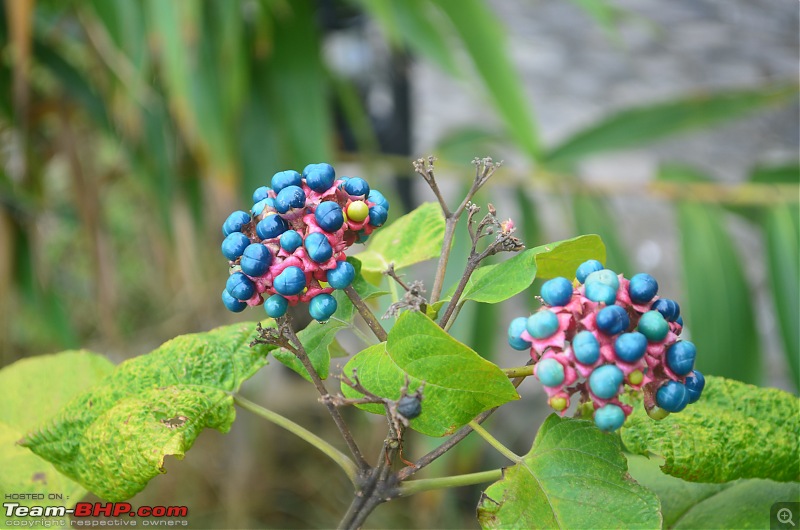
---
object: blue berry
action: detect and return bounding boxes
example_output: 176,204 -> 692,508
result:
264,294 -> 289,318
240,244 -> 272,277
397,395 -> 422,419
526,310 -> 559,339
251,198 -> 270,217
541,277 -> 573,307
638,311 -> 669,342
327,260 -> 356,289
256,214 -> 288,240
685,370 -> 705,404
303,163 -> 336,192
651,298 -> 681,322
596,305 -> 630,335
226,272 -> 256,301
536,358 -> 565,387
629,273 -> 659,303
589,365 -> 624,399
585,282 -> 618,305
304,232 -> 333,263
275,185 -> 306,214
572,331 -> 600,364
656,381 -> 689,412
666,341 -> 696,376
368,189 -> 389,211
614,332 -> 647,363
343,177 -> 370,197
273,266 -> 306,296
222,210 -> 251,236
676,316 -> 684,327
309,293 -> 338,322
221,232 -> 251,260
252,186 -> 271,204
576,259 -> 604,284
357,231 -> 369,244
315,201 -> 344,232
585,269 -> 620,291
222,289 -> 247,312
594,404 -> 625,432
507,316 -> 532,351
368,205 -> 388,227
271,170 -> 302,193
280,230 -> 303,253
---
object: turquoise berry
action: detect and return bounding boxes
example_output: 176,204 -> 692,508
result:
303,163 -> 336,192
536,358 -> 565,387
222,289 -> 247,313
585,281 -> 618,305
572,331 -> 600,364
343,177 -> 370,197
264,294 -> 289,318
656,381 -> 689,412
304,232 -> 333,263
327,260 -> 356,289
315,201 -> 344,232
594,404 -> 626,432
309,293 -> 338,322
356,231 -> 369,244
585,269 -> 620,291
270,170 -> 302,193
273,266 -> 306,296
368,189 -> 389,211
629,273 -> 659,303
589,364 -> 624,399
507,316 -> 532,351
240,244 -> 272,277
638,310 -> 669,342
651,298 -> 680,322
252,186 -> 271,204
685,370 -> 705,404
526,310 -> 560,339
368,205 -> 388,227
221,232 -> 251,260
596,305 -> 630,335
222,210 -> 251,236
275,185 -> 306,214
256,215 -> 288,240
576,259 -> 604,284
226,272 -> 255,301
614,332 -> 647,363
541,277 -> 573,307
666,341 -> 696,376
251,198 -> 269,217
280,230 -> 303,253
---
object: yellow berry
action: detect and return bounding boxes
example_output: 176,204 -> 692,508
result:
347,201 -> 369,222
549,397 -> 568,411
646,406 -> 670,421
628,370 -> 644,386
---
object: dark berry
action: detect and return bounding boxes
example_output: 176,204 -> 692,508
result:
666,341 -> 696,376
275,185 -> 306,214
585,281 -> 618,305
628,273 -> 659,303
507,316 -> 532,351
397,395 -> 422,420
526,310 -> 559,339
614,332 -> 647,363
279,230 -> 303,253
303,163 -> 336,192
576,259 -> 604,284
271,170 -> 302,193
309,293 -> 337,322
222,210 -> 251,236
240,243 -> 272,277
685,370 -> 705,404
651,298 -> 681,322
343,177 -> 370,197
572,331 -> 600,364
315,201 -> 344,232
541,277 -> 573,306
656,381 -> 689,412
256,214 -> 288,240
589,364 -> 624,399
252,186 -> 271,204
326,260 -> 356,289
221,232 -> 251,260
264,294 -> 289,318
273,266 -> 306,296
226,272 -> 256,301
596,305 -> 630,335
222,289 -> 247,312
637,310 -> 669,342
368,189 -> 389,211
594,404 -> 625,432
304,232 -> 333,263
368,205 -> 388,227
536,358 -> 565,387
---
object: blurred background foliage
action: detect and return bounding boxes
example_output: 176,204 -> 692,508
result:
0,0 -> 797,527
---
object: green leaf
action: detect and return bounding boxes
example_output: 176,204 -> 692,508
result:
431,0 -> 540,160
20,323 -> 273,501
453,234 -> 606,305
545,85 -> 797,166
341,312 -> 518,437
353,202 -> 446,275
660,166 -> 760,383
0,351 -> 115,520
621,376 -> 800,483
627,454 -> 800,529
477,415 -> 661,529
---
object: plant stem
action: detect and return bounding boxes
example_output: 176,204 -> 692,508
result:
468,420 -> 521,463
439,251 -> 484,328
233,394 -> 358,484
343,285 -> 388,342
503,365 -> 535,378
430,216 -> 457,304
398,469 -> 503,496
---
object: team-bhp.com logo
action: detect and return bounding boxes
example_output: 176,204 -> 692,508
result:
4,502 -> 188,526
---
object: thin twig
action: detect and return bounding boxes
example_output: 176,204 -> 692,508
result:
383,263 -> 410,292
343,285 -> 388,342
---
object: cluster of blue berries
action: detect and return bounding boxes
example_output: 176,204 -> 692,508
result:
508,259 -> 705,432
221,163 -> 389,322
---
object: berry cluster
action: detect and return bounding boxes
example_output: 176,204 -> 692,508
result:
508,259 -> 705,432
220,163 -> 389,322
